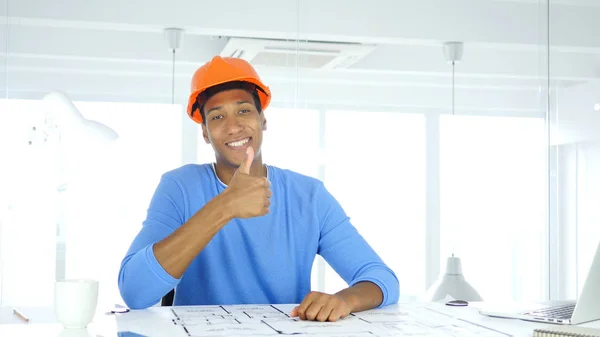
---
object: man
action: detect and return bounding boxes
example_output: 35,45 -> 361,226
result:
118,56 -> 399,322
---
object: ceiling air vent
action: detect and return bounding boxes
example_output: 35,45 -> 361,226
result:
220,37 -> 375,69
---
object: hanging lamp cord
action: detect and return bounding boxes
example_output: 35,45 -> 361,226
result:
452,61 -> 455,116
171,49 -> 176,105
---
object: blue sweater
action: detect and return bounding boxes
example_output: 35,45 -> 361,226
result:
118,164 -> 399,309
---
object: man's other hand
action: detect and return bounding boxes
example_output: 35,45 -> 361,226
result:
290,291 -> 353,322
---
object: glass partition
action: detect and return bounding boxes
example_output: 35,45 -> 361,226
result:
0,0 -> 187,309
0,0 -> 575,309
295,1 -> 549,302
548,0 -> 600,301
0,0 -> 10,306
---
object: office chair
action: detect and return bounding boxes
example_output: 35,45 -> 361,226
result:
161,289 -> 175,306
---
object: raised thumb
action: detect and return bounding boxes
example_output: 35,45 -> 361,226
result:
237,146 -> 254,175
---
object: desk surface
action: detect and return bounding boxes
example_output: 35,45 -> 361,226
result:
1,302 -> 599,337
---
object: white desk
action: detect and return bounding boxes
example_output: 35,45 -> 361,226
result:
1,302 -> 599,337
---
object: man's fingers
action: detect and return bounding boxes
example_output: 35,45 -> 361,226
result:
316,304 -> 334,322
297,302 -> 310,320
237,146 -> 254,175
294,293 -> 350,322
304,302 -> 322,321
304,293 -> 330,321
328,307 -> 345,322
296,292 -> 317,320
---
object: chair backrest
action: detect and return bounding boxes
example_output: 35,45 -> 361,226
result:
161,289 -> 175,306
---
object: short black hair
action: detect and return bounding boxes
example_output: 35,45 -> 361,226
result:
196,81 -> 263,124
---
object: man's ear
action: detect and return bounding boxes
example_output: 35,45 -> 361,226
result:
261,114 -> 267,131
201,124 -> 210,144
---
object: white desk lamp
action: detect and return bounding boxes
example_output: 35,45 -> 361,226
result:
40,92 -> 119,283
426,41 -> 483,303
0,92 -> 119,305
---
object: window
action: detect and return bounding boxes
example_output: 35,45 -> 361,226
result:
0,99 -> 182,309
574,144 -> 600,295
62,102 -> 182,310
261,108 -> 321,179
0,99 -> 58,307
0,98 -> 549,306
439,115 -> 546,302
322,110 -> 426,298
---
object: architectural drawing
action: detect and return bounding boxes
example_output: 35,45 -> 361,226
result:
171,303 -> 508,337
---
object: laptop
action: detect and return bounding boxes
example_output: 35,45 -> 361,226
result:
480,240 -> 600,325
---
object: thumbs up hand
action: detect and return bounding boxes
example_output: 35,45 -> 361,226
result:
223,146 -> 272,218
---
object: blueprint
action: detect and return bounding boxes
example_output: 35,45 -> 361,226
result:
170,303 -> 510,337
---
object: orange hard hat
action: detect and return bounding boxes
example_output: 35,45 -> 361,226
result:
186,56 -> 271,124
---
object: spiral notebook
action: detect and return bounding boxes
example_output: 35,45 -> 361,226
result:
534,326 -> 600,337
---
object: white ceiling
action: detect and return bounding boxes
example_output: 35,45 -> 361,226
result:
1,0 -> 599,116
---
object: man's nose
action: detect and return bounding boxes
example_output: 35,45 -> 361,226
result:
225,115 -> 244,134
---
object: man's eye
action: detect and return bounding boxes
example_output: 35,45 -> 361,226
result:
240,109 -> 250,114
212,115 -> 223,120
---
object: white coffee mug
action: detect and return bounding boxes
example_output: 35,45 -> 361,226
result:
54,279 -> 99,329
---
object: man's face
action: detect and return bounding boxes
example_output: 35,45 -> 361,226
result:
201,89 -> 267,168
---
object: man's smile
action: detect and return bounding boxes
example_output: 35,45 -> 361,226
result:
226,137 -> 252,149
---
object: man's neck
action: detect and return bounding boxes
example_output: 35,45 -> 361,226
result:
214,158 -> 267,185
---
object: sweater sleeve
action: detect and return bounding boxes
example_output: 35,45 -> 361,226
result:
315,182 -> 400,307
118,176 -> 185,309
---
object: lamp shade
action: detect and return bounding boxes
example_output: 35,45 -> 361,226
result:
426,256 -> 483,302
443,41 -> 464,63
42,92 -> 119,142
79,119 -> 119,142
